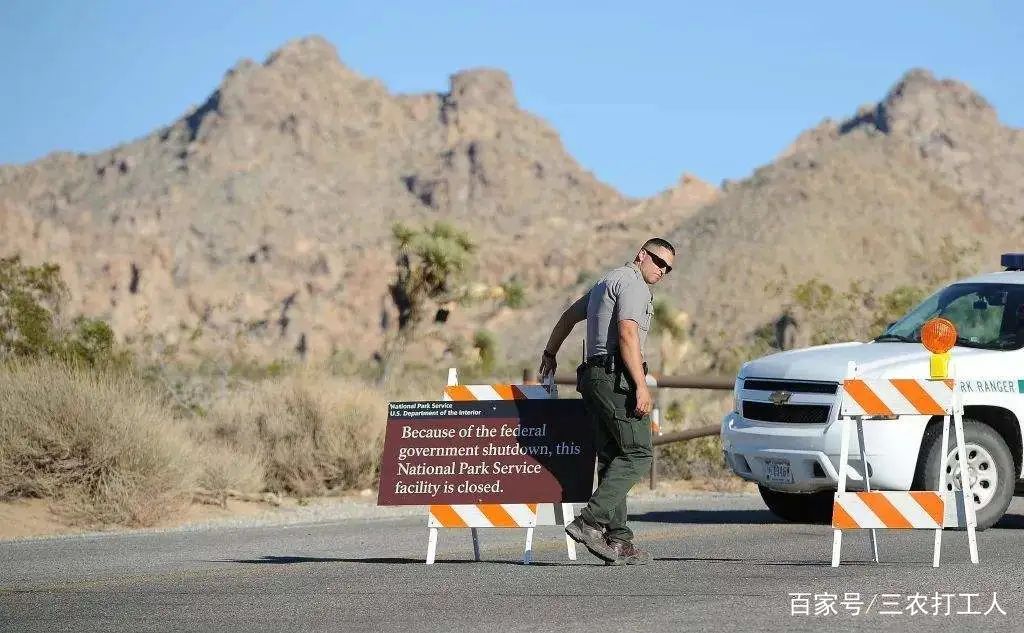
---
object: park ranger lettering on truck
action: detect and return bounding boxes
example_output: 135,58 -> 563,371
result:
722,253 -> 1024,530
959,380 -> 1017,393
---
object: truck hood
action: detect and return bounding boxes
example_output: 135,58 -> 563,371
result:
740,341 -> 998,382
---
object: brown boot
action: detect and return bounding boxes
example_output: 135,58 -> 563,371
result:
605,539 -> 651,566
565,516 -> 617,562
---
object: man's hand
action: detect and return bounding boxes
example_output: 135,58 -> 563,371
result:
538,352 -> 557,381
634,383 -> 653,418
539,293 -> 587,382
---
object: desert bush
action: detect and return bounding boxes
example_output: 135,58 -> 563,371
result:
472,329 -> 498,374
789,278 -> 928,346
0,256 -> 127,368
710,277 -> 934,374
500,279 -> 526,309
0,256 -> 66,359
653,391 -> 733,481
655,436 -> 729,480
192,439 -> 264,494
199,373 -> 387,496
0,359 -> 195,525
709,322 -> 776,375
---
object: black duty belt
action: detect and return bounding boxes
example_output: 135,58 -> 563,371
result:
584,354 -> 648,376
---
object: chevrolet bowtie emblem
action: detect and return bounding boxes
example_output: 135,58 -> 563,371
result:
769,390 -> 793,405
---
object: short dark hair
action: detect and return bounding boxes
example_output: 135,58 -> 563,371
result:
642,237 -> 675,255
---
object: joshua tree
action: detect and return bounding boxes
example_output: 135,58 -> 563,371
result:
378,222 -> 475,382
651,298 -> 690,376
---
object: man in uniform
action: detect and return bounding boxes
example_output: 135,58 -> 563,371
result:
538,238 -> 675,565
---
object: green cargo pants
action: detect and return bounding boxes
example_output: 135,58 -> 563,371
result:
577,363 -> 653,543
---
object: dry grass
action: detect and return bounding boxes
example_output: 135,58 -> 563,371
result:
0,359 -> 387,527
655,391 -> 734,482
0,359 -> 194,525
195,372 -> 387,497
0,355 -> 728,529
191,439 -> 265,495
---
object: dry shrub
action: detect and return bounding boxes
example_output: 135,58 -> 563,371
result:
192,439 -> 264,494
201,373 -> 386,496
656,437 -> 730,481
655,391 -> 734,482
0,359 -> 195,525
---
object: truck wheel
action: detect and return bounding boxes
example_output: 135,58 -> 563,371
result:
913,418 -> 1015,531
757,485 -> 833,524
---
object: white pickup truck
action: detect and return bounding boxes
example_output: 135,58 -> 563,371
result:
722,254 -> 1024,529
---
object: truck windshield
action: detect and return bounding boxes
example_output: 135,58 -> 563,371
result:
877,283 -> 1024,351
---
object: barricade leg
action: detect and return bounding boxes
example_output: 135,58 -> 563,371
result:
557,503 -> 577,560
953,409 -> 980,564
472,527 -> 482,561
933,413 -> 951,568
426,527 -> 438,565
523,528 -> 535,565
832,417 -> 852,567
856,419 -> 879,563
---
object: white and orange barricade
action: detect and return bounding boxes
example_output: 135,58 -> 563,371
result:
424,368 -> 577,565
831,360 -> 979,567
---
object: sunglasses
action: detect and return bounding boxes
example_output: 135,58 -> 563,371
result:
644,249 -> 672,274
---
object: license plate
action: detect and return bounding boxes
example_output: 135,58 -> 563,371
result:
764,459 -> 793,485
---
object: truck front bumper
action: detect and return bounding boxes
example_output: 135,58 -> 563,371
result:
720,411 -> 930,493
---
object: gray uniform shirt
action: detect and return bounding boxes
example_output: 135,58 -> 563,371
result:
584,263 -> 653,358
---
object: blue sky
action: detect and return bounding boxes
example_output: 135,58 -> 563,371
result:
1,1 -> 1021,197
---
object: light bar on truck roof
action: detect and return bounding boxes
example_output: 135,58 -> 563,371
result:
1001,253 -> 1024,271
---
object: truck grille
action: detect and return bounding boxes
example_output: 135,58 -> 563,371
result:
743,401 -> 831,424
742,379 -> 838,394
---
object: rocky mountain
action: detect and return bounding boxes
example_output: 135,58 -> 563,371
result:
0,36 -> 713,366
2,38 -> 1020,373
656,69 -> 1023,366
474,70 -> 1024,372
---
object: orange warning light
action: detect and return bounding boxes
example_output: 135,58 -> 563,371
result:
922,318 -> 957,354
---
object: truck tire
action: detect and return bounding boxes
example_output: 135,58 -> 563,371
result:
757,485 -> 833,524
913,418 -> 1015,531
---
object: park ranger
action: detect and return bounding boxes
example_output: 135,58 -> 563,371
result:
538,238 -> 675,565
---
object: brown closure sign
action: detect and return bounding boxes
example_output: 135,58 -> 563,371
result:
377,399 -> 595,505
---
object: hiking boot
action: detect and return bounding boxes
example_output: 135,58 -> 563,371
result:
604,539 -> 651,566
565,516 -> 616,562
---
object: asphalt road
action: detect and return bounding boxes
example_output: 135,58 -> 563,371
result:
3,493 -> 1024,633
